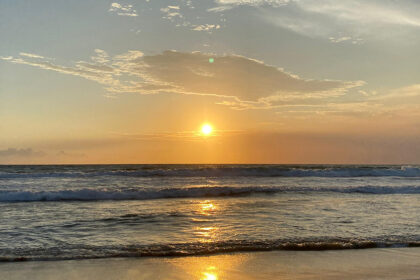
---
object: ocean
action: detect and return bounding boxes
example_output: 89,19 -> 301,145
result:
1,164 -> 420,262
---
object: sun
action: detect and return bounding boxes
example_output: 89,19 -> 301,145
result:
201,124 -> 213,135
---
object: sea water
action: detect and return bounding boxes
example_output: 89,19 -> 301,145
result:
1,164 -> 420,261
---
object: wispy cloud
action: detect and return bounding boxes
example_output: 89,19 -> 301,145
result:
167,5 -> 180,10
109,2 -> 138,17
213,0 -> 420,27
192,24 -> 221,31
369,84 -> 420,101
328,36 -> 363,44
159,4 -> 223,32
19,52 -> 44,59
210,0 -> 420,42
214,0 -> 290,8
3,56 -> 117,87
135,51 -> 364,106
160,5 -> 183,21
1,50 -> 364,112
207,5 -> 234,12
294,1 -> 420,27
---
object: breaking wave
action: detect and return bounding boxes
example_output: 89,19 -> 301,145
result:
2,184 -> 420,202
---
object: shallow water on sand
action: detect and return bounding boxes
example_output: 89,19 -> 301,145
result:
3,248 -> 420,280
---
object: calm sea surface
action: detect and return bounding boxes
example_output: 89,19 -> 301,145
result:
1,164 -> 420,261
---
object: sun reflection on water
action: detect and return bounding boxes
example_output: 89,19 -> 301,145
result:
202,272 -> 218,280
199,200 -> 217,215
201,266 -> 218,280
195,226 -> 219,241
167,253 -> 246,280
194,200 -> 220,242
201,202 -> 216,211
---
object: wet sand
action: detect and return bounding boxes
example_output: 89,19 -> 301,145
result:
2,248 -> 420,280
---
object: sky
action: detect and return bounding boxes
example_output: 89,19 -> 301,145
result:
1,0 -> 420,164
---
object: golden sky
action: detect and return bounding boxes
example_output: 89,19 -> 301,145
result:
1,0 -> 420,164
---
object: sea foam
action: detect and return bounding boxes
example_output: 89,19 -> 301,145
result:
1,184 -> 420,202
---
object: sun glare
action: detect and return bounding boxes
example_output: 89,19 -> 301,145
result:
202,272 -> 218,280
201,124 -> 213,135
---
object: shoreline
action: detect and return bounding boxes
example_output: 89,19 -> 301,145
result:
2,247 -> 420,280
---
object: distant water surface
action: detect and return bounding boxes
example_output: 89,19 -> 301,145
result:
1,164 -> 420,261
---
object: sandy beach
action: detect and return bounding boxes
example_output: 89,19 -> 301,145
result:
2,247 -> 420,280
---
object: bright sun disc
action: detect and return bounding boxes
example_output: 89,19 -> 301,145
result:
201,124 -> 213,135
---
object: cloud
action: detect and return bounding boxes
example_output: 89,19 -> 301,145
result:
328,36 -> 362,44
366,84 -> 420,108
211,0 -> 420,42
383,84 -> 420,99
214,0 -> 420,27
160,5 -> 183,21
293,1 -> 420,27
192,24 -> 221,31
135,51 -> 363,103
0,148 -> 45,158
159,4 -> 222,32
4,55 -> 117,88
109,2 -> 138,17
1,50 -> 364,111
91,49 -> 110,64
215,0 -> 291,7
207,5 -> 234,12
19,52 -> 44,59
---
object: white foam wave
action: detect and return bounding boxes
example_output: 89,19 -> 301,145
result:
2,184 -> 420,202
